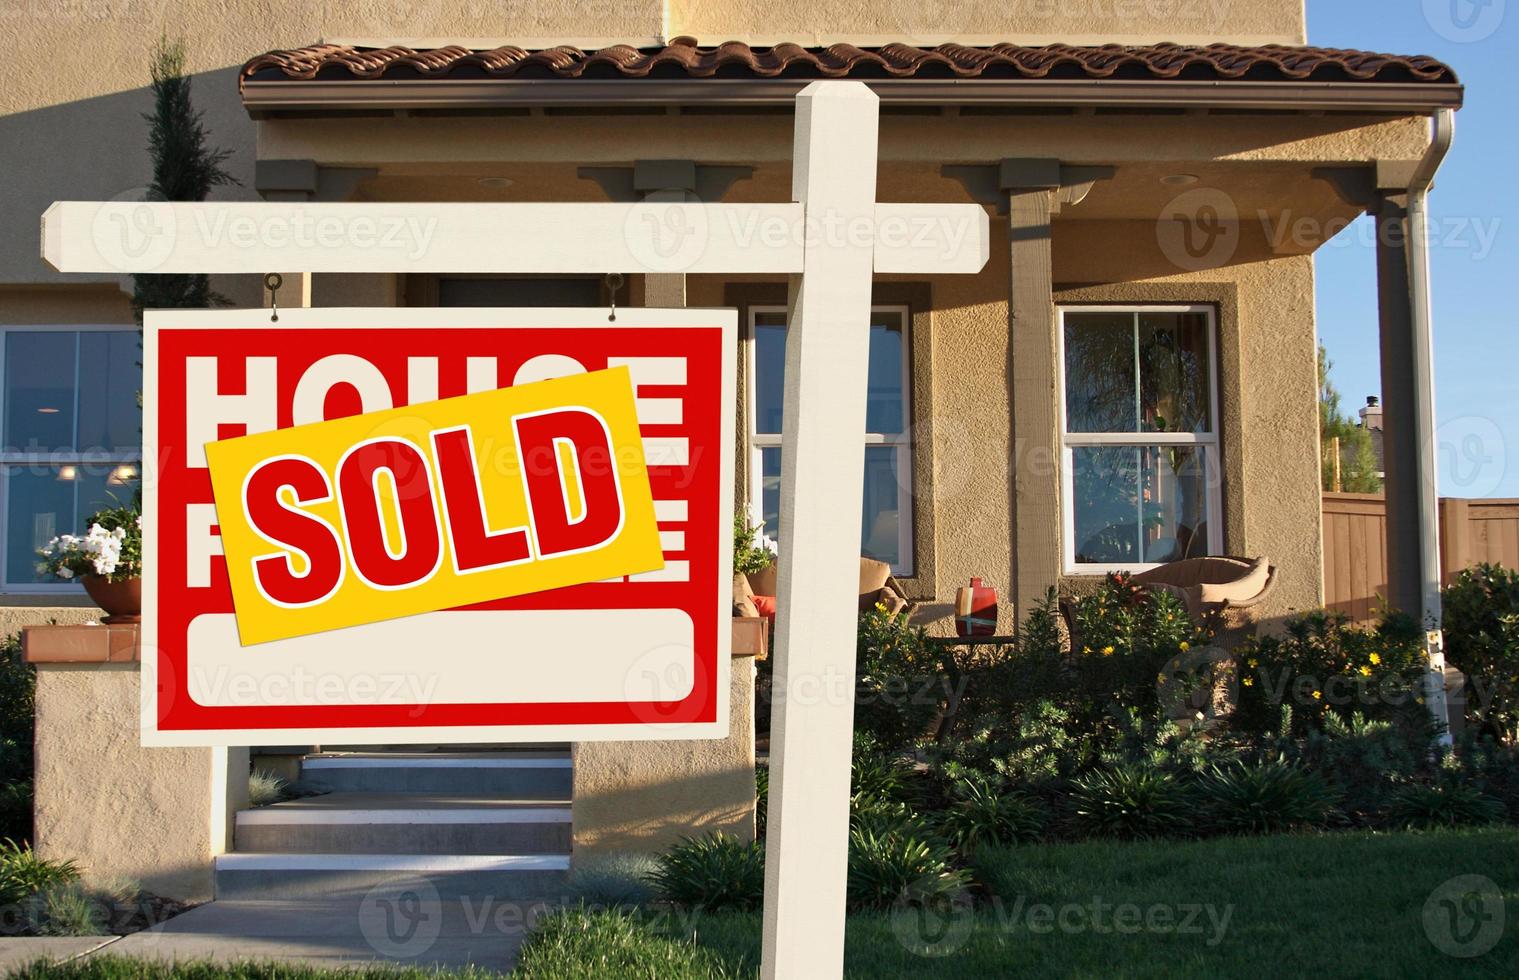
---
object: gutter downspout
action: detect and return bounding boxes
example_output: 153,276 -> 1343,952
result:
1407,108 -> 1455,746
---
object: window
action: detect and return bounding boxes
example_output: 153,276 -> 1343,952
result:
0,328 -> 142,591
1059,306 -> 1221,573
748,306 -> 914,575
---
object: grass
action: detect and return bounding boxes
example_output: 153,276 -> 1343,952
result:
16,830 -> 1519,979
10,960 -> 500,980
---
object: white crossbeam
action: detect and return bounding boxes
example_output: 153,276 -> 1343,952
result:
42,200 -> 987,275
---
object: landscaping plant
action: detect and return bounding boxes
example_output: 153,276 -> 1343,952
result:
854,604 -> 943,750
845,825 -> 969,911
935,776 -> 1044,852
1442,563 -> 1519,741
649,833 -> 765,912
1068,764 -> 1193,840
1197,760 -> 1338,835
36,507 -> 142,582
1385,781 -> 1506,830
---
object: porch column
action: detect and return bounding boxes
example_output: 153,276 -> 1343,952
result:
1374,190 -> 1425,616
1004,162 -> 1063,619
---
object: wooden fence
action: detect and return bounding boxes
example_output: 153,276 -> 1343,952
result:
1322,493 -> 1519,621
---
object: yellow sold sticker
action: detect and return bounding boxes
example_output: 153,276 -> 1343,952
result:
205,367 -> 663,645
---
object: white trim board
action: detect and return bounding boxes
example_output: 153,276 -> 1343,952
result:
236,807 -> 572,825
301,757 -> 571,770
214,853 -> 570,872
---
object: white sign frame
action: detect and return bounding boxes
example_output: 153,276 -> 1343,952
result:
142,306 -> 736,748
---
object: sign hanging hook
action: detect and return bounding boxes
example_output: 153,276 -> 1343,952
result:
264,273 -> 283,323
604,272 -> 623,323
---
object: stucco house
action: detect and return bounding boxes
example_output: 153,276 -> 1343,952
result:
1,1 -> 1462,901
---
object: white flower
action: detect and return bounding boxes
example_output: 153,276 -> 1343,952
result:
111,527 -> 126,541
92,555 -> 117,576
135,515 -> 142,529
57,567 -> 74,580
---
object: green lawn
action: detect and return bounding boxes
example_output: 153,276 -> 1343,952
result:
525,828 -> 1519,979
16,830 -> 1519,979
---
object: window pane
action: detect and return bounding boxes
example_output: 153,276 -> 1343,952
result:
77,332 -> 142,453
1071,445 -> 1213,566
866,311 -> 906,434
1138,312 -> 1211,435
759,447 -> 782,544
753,312 -> 787,435
6,465 -> 75,584
5,332 -> 77,453
862,445 -> 904,569
1064,313 -> 1137,433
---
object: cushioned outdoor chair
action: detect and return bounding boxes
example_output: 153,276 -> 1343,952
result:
734,557 -> 909,620
1059,555 -> 1277,649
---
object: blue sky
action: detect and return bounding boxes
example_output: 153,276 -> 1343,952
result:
1309,1 -> 1517,497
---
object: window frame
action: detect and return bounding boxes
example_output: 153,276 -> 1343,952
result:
745,304 -> 916,577
1056,304 -> 1223,576
0,324 -> 143,594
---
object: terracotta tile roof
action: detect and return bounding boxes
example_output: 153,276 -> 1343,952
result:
241,39 -> 1458,88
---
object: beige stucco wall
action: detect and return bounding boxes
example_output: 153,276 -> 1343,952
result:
33,665 -> 248,902
669,0 -> 1306,45
571,656 -> 756,860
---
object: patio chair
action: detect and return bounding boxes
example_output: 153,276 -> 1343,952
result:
1059,555 -> 1277,647
734,557 -> 909,619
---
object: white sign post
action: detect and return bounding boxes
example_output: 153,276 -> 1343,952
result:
42,80 -> 988,978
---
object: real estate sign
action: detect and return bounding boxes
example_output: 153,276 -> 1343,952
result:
142,307 -> 735,746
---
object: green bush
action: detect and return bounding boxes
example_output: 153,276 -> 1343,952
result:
1299,712 -> 1421,823
935,777 -> 1043,852
649,833 -> 764,912
846,826 -> 969,911
1198,760 -> 1338,835
0,634 -> 35,843
1385,782 -> 1506,830
855,606 -> 943,750
28,881 -> 106,936
754,765 -> 768,839
1443,563 -> 1519,741
0,839 -> 79,908
1232,611 -> 1428,737
1068,765 -> 1192,840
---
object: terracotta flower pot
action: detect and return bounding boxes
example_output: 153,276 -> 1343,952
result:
82,575 -> 141,624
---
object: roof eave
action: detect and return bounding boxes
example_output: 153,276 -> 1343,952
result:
240,78 -> 1466,117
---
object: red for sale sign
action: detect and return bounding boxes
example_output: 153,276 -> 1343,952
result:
142,307 -> 735,746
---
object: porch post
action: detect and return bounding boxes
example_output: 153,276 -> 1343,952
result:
1004,162 -> 1063,620
1374,191 -> 1423,616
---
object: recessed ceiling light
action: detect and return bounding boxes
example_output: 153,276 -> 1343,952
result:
477,177 -> 514,189
37,407 -> 59,414
1160,174 -> 1201,187
56,465 -> 77,482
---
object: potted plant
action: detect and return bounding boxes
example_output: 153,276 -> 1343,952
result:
37,506 -> 143,623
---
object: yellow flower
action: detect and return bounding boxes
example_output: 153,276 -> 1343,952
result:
1358,666 -> 1372,677
1369,652 -> 1382,666
1083,646 -> 1092,655
1247,658 -> 1259,669
875,601 -> 888,613
1179,641 -> 1190,652
1242,677 -> 1255,687
1311,690 -> 1322,700
1101,645 -> 1115,657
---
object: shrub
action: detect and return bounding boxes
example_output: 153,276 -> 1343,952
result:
855,606 -> 943,750
1068,765 -> 1192,840
936,777 -> 1043,852
247,769 -> 288,807
0,634 -> 35,842
0,839 -> 78,908
1300,712 -> 1421,824
850,734 -> 916,802
27,882 -> 106,936
927,700 -> 1093,794
1232,611 -> 1428,737
563,854 -> 658,910
850,794 -> 932,840
1198,760 -> 1338,835
1443,563 -> 1519,741
1385,782 -> 1506,830
649,833 -> 764,912
732,513 -> 776,577
846,826 -> 969,911
1450,733 -> 1519,822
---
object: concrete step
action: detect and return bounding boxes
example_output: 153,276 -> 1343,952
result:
235,794 -> 572,855
299,753 -> 572,798
214,853 -> 570,902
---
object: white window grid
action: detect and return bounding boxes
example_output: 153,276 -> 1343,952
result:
1056,304 -> 1223,575
0,324 -> 143,593
745,305 -> 915,577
